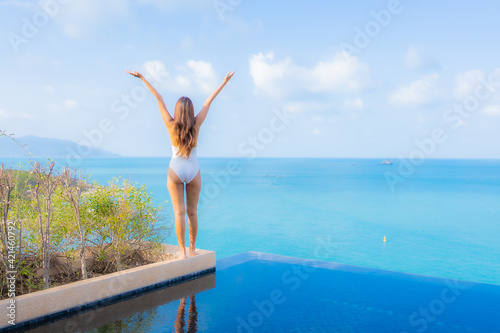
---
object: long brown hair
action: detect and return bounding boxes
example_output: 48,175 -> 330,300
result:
173,97 -> 198,157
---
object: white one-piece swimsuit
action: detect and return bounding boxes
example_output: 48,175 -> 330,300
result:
169,145 -> 200,183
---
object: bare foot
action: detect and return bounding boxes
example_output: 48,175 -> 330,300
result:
189,248 -> 199,257
178,252 -> 187,259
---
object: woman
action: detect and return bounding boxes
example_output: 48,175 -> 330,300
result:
127,69 -> 235,259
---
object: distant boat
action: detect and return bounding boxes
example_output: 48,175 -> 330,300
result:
381,159 -> 393,165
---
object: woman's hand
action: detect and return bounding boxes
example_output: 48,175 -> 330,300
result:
223,70 -> 235,84
195,69 -> 236,127
127,69 -> 174,124
126,70 -> 143,79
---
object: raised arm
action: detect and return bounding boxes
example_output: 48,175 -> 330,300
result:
126,70 -> 173,126
195,70 -> 235,127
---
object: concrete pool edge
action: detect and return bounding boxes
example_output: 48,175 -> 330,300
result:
0,244 -> 215,330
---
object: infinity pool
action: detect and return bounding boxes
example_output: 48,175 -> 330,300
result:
18,252 -> 500,332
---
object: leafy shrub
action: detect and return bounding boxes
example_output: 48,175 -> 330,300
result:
0,138 -> 172,299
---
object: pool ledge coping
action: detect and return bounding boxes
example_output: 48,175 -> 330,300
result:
0,244 -> 215,330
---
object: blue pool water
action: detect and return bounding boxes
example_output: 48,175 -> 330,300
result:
3,157 -> 500,285
22,252 -> 500,332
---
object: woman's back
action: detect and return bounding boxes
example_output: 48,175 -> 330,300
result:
127,68 -> 234,259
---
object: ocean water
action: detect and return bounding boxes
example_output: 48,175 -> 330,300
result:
3,157 -> 500,286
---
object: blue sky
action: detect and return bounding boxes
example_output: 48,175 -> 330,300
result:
1,0 -> 500,158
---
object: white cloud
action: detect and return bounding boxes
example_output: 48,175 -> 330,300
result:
311,128 -> 322,135
141,59 -> 219,97
309,53 -> 370,93
137,0 -> 212,11
343,98 -> 364,109
63,99 -> 78,110
2,1 -> 37,10
405,45 -> 422,68
388,72 -> 441,106
282,101 -> 331,114
44,86 -> 55,94
453,70 -> 500,119
47,103 -> 61,112
55,0 -> 129,38
454,119 -> 467,128
2,0 -> 130,39
482,105 -> 500,116
186,60 -> 218,95
249,52 -> 294,97
17,52 -> 45,68
405,45 -> 439,70
173,75 -> 191,92
181,35 -> 194,50
0,109 -> 35,120
249,51 -> 371,98
453,70 -> 485,100
44,100 -> 78,113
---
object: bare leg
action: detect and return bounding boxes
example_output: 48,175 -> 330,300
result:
168,168 -> 187,259
186,170 -> 201,256
174,296 -> 186,333
187,294 -> 198,333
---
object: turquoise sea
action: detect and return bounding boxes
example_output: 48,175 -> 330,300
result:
4,157 -> 500,286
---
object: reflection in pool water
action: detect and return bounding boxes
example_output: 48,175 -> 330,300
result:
175,295 -> 198,333
20,252 -> 500,332
23,273 -> 215,333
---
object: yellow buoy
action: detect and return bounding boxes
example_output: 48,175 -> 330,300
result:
383,236 -> 387,242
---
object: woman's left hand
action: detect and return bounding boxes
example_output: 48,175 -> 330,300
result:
126,70 -> 143,79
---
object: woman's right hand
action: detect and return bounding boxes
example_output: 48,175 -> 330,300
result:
126,70 -> 143,79
223,70 -> 235,84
